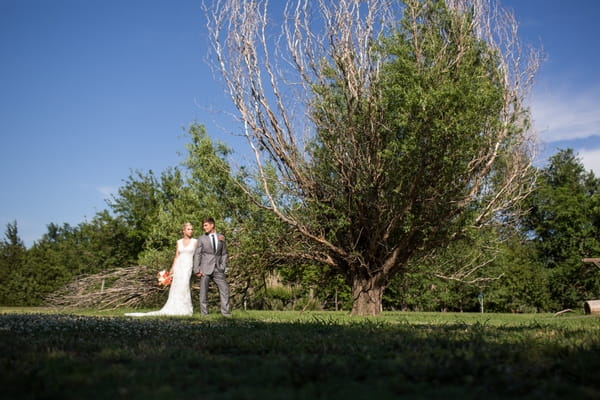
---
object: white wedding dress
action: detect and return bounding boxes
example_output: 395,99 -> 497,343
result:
125,238 -> 196,317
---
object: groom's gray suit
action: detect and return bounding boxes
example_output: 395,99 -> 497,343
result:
193,232 -> 230,315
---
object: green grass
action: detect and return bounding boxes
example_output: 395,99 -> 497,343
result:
1,308 -> 599,399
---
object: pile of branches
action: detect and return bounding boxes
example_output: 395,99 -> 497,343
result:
45,265 -> 252,311
45,266 -> 169,310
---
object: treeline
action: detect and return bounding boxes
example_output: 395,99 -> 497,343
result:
1,125 -> 599,312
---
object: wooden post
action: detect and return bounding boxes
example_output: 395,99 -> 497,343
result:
584,300 -> 600,315
581,259 -> 600,314
582,258 -> 600,269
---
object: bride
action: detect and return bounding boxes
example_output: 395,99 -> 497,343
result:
125,222 -> 196,317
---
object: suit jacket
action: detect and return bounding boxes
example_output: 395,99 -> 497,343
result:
193,232 -> 227,275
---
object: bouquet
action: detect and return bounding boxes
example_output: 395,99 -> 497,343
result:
157,270 -> 172,286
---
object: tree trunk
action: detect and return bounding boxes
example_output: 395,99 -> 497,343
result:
351,275 -> 385,316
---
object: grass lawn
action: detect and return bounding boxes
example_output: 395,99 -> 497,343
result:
1,308 -> 599,399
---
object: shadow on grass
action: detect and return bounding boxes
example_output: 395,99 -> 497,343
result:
1,312 -> 599,400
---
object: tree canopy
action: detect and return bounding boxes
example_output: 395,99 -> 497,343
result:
205,0 -> 540,315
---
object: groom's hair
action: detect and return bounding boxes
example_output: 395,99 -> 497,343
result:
203,217 -> 215,225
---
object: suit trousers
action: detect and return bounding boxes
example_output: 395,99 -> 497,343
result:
199,269 -> 230,316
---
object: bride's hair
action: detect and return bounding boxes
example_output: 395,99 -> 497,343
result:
181,222 -> 193,232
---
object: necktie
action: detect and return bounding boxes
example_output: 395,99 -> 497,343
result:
211,234 -> 216,251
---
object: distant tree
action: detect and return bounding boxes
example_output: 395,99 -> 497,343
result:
77,210 -> 138,270
0,221 -> 27,305
108,169 -> 169,252
384,226 -> 508,312
484,236 -> 553,313
523,149 -> 600,308
107,165 -> 201,268
205,0 -> 540,315
3,210 -> 138,306
127,124 -> 253,267
10,223 -> 78,305
0,221 -> 25,270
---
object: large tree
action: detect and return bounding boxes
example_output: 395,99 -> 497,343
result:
205,0 -> 540,315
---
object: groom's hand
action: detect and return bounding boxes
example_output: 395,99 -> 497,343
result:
195,272 -> 204,277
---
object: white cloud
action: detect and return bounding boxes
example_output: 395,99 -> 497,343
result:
578,148 -> 600,176
531,87 -> 600,143
96,186 -> 117,200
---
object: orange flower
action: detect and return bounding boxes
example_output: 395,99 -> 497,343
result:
157,270 -> 172,286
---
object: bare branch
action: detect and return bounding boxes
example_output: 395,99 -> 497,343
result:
433,272 -> 505,285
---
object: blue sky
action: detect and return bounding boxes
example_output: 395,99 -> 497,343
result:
1,0 -> 600,247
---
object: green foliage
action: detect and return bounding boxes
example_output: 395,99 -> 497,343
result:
137,247 -> 174,271
8,212 -> 138,306
0,222 -> 27,305
260,286 -> 295,310
297,0 -> 535,316
277,263 -> 351,311
79,211 -> 140,269
382,222 -> 557,313
385,271 -> 480,312
109,167 -> 188,253
183,123 -> 241,220
376,3 -> 505,241
484,236 -> 553,313
523,149 -> 600,308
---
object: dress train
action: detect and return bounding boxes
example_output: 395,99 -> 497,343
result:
125,238 -> 196,317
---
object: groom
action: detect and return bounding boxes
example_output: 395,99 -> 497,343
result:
193,217 -> 230,316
